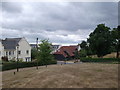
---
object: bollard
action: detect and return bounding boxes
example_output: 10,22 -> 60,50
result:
14,72 -> 15,75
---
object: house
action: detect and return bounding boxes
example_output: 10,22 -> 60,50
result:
51,45 -> 61,54
0,37 -> 31,62
30,44 -> 37,49
30,44 -> 61,53
53,45 -> 80,60
0,39 -> 4,60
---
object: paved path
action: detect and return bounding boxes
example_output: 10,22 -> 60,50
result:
57,61 -> 82,65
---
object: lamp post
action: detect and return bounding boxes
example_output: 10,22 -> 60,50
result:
16,45 -> 19,72
36,38 -> 38,69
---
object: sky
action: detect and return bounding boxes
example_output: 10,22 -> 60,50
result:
0,1 -> 118,45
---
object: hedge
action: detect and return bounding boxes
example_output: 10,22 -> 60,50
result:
2,60 -> 57,71
80,58 -> 120,63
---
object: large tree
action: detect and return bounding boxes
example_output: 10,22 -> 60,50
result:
87,24 -> 112,57
38,39 -> 54,66
111,25 -> 120,58
31,48 -> 37,60
79,41 -> 93,57
80,41 -> 87,49
79,41 -> 87,57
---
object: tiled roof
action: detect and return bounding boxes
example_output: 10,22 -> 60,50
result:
53,46 -> 78,57
2,38 -> 22,50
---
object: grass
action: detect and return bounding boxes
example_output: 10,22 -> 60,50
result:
90,52 -> 120,58
2,63 -> 118,88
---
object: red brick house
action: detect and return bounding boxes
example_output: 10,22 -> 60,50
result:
53,45 -> 80,60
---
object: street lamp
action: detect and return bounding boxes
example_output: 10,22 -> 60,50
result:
36,38 -> 38,69
16,45 -> 19,72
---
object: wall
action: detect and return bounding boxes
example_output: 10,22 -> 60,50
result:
4,50 -> 16,61
0,41 -> 4,60
17,38 -> 31,62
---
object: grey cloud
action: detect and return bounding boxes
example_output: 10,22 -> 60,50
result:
2,2 -> 118,30
2,2 -> 23,13
1,2 -> 118,45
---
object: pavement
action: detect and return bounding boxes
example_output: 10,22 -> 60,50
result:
57,61 -> 82,65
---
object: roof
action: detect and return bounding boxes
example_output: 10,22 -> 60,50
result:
30,44 -> 37,48
52,45 -> 60,47
53,46 -> 78,57
2,38 -> 22,50
30,44 -> 37,47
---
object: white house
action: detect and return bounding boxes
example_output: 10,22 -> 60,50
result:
51,45 -> 61,54
0,39 -> 4,60
0,37 -> 31,62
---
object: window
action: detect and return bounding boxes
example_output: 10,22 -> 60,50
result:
13,51 -> 14,55
26,50 -> 29,54
6,51 -> 8,56
9,51 -> 11,55
18,51 -> 21,55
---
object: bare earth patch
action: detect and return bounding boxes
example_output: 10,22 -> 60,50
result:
2,63 -> 118,88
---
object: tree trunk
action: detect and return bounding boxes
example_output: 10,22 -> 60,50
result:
116,50 -> 119,58
116,41 -> 120,58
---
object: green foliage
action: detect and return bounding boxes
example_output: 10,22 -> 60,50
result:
38,39 -> 54,65
1,56 -> 8,62
79,24 -> 120,58
19,58 -> 23,62
111,26 -> 120,58
2,60 -> 57,71
79,41 -> 94,57
74,50 -> 80,59
80,58 -> 120,63
31,48 -> 38,60
9,59 -> 16,62
80,41 -> 87,49
79,49 -> 87,57
87,24 -> 112,57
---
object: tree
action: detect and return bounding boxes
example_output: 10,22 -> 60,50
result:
79,49 -> 87,57
87,24 -> 112,57
111,26 -> 120,58
31,48 -> 38,60
38,39 -> 54,66
80,41 -> 87,49
79,41 -> 93,57
79,41 -> 87,57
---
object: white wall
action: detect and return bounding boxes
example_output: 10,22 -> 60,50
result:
4,50 -> 16,61
77,45 -> 81,51
0,38 -> 31,62
0,40 -> 4,60
17,38 -> 31,62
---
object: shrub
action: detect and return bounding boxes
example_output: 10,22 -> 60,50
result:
1,56 -> 8,62
80,58 -> 120,63
2,60 -> 57,71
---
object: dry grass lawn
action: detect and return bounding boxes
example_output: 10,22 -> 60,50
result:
2,63 -> 118,88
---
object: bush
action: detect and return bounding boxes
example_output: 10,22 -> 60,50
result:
80,58 -> 120,63
1,56 -> 8,62
2,60 -> 57,71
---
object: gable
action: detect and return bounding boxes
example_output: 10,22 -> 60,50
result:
18,38 -> 31,49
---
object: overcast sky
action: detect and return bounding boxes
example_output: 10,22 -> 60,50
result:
1,2 -> 118,45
